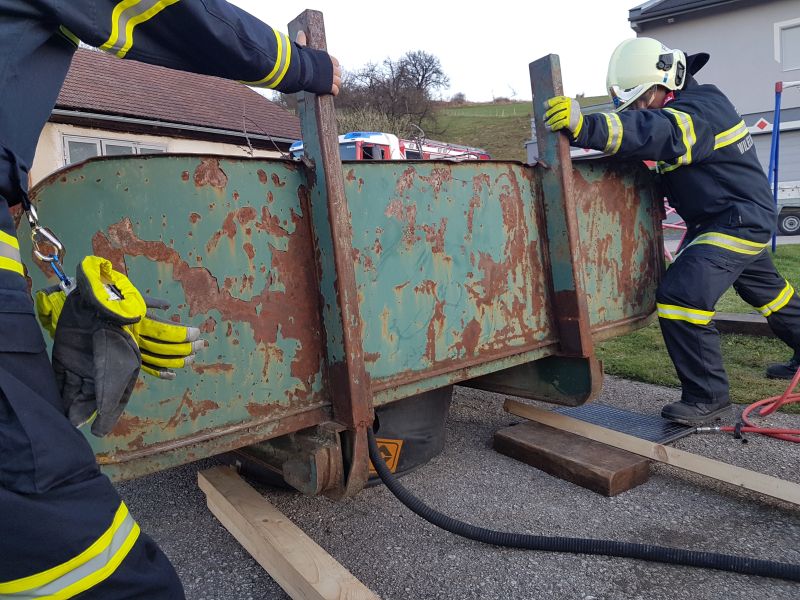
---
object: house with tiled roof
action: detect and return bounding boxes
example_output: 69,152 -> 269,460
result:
31,48 -> 300,183
629,1 -> 800,182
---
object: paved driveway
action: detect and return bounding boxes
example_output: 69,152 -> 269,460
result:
117,377 -> 800,600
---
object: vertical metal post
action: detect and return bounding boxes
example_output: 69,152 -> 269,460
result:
768,81 -> 782,253
530,55 -> 597,359
288,10 -> 372,498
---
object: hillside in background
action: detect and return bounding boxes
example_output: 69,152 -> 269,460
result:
428,96 -> 611,161
429,102 -> 532,162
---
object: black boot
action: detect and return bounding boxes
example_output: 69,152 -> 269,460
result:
661,398 -> 733,426
766,352 -> 800,380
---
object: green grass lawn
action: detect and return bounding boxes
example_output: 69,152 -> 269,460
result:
597,244 -> 800,406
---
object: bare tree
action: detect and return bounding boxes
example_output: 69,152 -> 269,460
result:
334,50 -> 449,128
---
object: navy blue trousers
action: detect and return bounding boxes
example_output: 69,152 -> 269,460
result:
656,242 -> 800,404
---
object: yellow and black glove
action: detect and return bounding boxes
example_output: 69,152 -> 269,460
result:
51,256 -> 147,436
36,267 -> 205,381
544,96 -> 584,140
131,296 -> 206,380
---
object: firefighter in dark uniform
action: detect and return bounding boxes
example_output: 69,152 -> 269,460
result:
0,1 -> 339,598
544,37 -> 800,426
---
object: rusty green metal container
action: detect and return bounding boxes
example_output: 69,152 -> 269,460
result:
20,45 -> 663,495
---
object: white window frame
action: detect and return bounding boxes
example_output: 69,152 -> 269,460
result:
774,17 -> 800,72
63,136 -> 101,165
62,134 -> 167,165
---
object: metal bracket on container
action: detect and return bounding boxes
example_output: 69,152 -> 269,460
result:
288,10 -> 374,498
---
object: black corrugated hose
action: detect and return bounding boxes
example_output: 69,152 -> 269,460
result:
367,428 -> 800,582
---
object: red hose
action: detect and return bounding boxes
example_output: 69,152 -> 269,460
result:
720,367 -> 800,442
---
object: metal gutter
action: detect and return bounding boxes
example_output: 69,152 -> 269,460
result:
629,0 -> 743,29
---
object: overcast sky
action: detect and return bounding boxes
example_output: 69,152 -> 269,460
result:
229,1 -> 642,102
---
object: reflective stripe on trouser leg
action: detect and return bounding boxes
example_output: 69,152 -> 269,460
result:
732,249 -> 800,353
655,245 -> 750,404
0,335 -> 185,599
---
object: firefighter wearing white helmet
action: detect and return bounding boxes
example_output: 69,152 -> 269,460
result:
545,38 -> 800,426
607,37 -> 687,110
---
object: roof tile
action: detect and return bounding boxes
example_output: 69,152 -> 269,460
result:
56,49 -> 301,141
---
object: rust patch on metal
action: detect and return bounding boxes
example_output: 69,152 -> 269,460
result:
346,169 -> 356,182
385,199 -> 418,248
421,218 -> 447,254
236,206 -> 257,224
414,280 -> 446,363
271,173 -> 286,187
364,352 -> 381,363
181,171 -> 190,181
463,169 -> 540,347
572,165 -> 659,317
395,166 -> 416,195
246,402 -> 275,418
91,186 -> 324,401
460,318 -> 483,356
165,389 -> 220,428
92,231 -> 128,274
468,174 -> 490,235
189,212 -> 201,224
257,169 -> 268,184
193,158 -> 228,190
420,168 -> 453,196
254,205 -> 290,238
243,242 -> 255,261
112,414 -> 151,438
199,316 -> 217,333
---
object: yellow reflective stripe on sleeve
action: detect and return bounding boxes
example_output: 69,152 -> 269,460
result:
758,281 -> 795,317
657,303 -> 715,325
0,230 -> 20,250
100,0 -> 181,59
686,232 -> 768,256
0,257 -> 24,276
59,25 -> 80,47
659,108 -> 697,173
602,113 -> 623,154
714,120 -> 749,150
0,502 -> 140,598
242,30 -> 293,89
0,230 -> 23,276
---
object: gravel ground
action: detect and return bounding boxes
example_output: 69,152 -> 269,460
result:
117,377 -> 800,599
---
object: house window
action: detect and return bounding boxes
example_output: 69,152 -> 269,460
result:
775,18 -> 800,72
63,135 -> 167,165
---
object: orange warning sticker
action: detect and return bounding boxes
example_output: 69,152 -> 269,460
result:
369,438 -> 404,474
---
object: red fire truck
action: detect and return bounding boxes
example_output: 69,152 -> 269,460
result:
290,131 -> 491,161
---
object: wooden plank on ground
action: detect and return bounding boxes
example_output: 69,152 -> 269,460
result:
198,466 -> 380,600
494,421 -> 650,496
504,400 -> 800,506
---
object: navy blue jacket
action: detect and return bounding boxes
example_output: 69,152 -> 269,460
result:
0,0 -> 333,208
0,0 -> 333,315
572,76 -> 776,241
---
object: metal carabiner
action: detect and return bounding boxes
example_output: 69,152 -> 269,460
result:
26,204 -> 66,263
31,224 -> 66,263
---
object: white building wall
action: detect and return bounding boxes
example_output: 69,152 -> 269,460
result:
31,122 -> 283,185
636,0 -> 800,116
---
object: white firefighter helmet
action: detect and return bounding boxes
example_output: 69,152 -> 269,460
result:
606,37 -> 687,111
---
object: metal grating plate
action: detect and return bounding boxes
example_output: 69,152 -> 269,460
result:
555,403 -> 693,444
